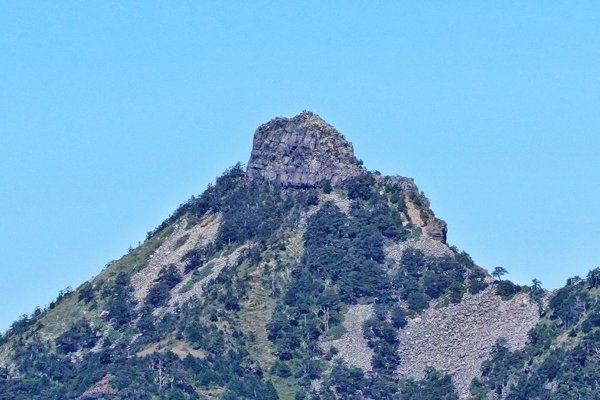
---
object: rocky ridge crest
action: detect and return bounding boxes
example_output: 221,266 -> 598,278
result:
246,111 -> 364,187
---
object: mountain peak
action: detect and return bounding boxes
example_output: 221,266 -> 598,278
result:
5,111 -> 595,400
246,111 -> 364,187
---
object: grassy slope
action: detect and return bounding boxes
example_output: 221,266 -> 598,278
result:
235,226 -> 307,400
0,223 -> 175,364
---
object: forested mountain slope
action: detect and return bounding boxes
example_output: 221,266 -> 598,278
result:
1,112 -> 599,400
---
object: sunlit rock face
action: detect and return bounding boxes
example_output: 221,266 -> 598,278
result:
246,111 -> 364,187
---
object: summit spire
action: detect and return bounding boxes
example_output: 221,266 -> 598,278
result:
246,111 -> 364,187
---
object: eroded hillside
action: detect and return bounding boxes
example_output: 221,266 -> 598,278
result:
2,112 -> 599,400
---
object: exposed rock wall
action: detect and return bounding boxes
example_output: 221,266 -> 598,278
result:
246,111 -> 364,187
396,287 -> 540,398
380,174 -> 448,243
405,195 -> 448,243
422,215 -> 448,243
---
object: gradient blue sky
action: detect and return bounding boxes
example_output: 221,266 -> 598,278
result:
1,2 -> 599,331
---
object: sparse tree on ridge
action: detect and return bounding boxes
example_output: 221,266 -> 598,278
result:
492,266 -> 508,281
587,268 -> 600,288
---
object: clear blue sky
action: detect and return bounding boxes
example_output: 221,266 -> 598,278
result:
1,2 -> 599,331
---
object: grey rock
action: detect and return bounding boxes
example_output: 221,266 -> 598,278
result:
246,111 -> 364,187
426,218 -> 448,243
385,236 -> 453,261
396,287 -> 541,399
412,190 -> 448,243
382,174 -> 448,243
320,304 -> 375,372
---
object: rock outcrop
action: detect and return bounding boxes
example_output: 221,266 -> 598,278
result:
380,175 -> 448,243
246,111 -> 364,187
401,191 -> 447,243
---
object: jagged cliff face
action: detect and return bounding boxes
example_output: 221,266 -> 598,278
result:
246,112 -> 447,242
246,111 -> 364,187
2,112 -> 598,400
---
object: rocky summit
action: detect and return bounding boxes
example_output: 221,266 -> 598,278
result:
2,112 -> 600,400
246,111 -> 364,187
